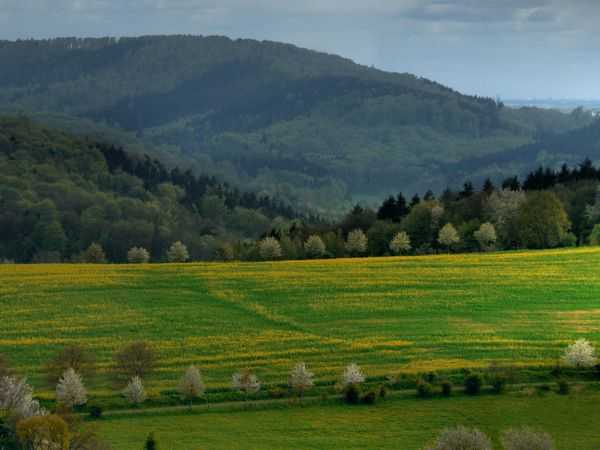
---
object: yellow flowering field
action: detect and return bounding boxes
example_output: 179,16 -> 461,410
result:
1,247 -> 600,392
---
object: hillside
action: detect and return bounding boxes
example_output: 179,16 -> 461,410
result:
0,36 -> 594,214
2,248 -> 598,391
0,116 -> 296,263
3,247 -> 600,448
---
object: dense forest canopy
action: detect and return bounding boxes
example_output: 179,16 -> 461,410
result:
0,117 -> 300,263
2,115 -> 600,264
0,35 -> 596,215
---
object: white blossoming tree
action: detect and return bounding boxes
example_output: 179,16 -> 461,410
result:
389,231 -> 411,254
232,369 -> 261,400
0,376 -> 46,429
562,339 -> 597,368
438,223 -> 460,253
474,222 -> 497,251
304,235 -> 326,259
178,365 -> 205,408
127,247 -> 150,263
123,376 -> 146,406
289,362 -> 314,399
345,229 -> 368,256
341,363 -> 365,387
258,237 -> 282,260
167,241 -> 189,263
56,368 -> 87,408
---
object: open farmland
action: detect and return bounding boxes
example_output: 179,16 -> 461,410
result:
95,388 -> 600,450
2,247 -> 600,394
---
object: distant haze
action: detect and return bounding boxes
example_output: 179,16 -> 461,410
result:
2,0 -> 599,99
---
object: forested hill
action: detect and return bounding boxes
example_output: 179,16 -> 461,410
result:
0,116 -> 298,263
0,36 -> 595,214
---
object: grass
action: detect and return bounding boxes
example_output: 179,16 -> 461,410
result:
2,247 -> 600,395
92,387 -> 600,450
3,247 -> 600,447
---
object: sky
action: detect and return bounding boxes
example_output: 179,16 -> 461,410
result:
1,0 -> 599,99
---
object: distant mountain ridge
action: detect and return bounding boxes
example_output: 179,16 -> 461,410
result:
0,35 -> 595,214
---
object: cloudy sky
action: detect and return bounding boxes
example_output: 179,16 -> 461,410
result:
2,0 -> 599,99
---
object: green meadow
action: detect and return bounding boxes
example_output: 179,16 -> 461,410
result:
2,248 -> 600,391
94,389 -> 600,450
2,247 -> 600,447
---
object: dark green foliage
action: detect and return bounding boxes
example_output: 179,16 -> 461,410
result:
440,381 -> 452,397
0,36 -> 594,214
557,379 -> 570,395
0,117 -> 296,262
490,375 -> 507,394
144,433 -> 157,450
268,388 -> 286,399
416,379 -> 435,398
378,385 -> 388,399
344,384 -> 361,405
464,373 -> 483,395
517,191 -> 571,249
89,405 -> 103,419
361,391 -> 377,405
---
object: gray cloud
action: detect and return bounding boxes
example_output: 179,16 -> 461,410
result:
0,0 -> 598,98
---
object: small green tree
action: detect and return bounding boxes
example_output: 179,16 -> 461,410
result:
83,243 -> 106,263
144,433 -> 157,450
517,191 -> 570,249
345,229 -> 368,255
438,223 -> 460,253
304,235 -> 326,259
258,237 -> 282,260
389,231 -> 411,254
588,224 -> 600,245
166,241 -> 189,262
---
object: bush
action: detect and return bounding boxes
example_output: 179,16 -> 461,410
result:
416,379 -> 434,398
144,433 -> 157,450
378,385 -> 387,399
425,426 -> 492,450
489,374 -> 507,394
361,390 -> 377,404
268,388 -> 286,399
464,373 -> 482,395
89,405 -> 103,419
501,427 -> 555,450
344,384 -> 361,404
557,379 -> 570,395
440,381 -> 452,397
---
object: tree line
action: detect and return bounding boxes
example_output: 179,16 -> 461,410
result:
1,338 -> 594,449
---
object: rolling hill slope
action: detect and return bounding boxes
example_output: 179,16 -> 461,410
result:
0,36 -> 595,213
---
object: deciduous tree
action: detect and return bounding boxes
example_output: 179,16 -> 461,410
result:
56,368 -> 87,408
122,376 -> 146,405
289,363 -> 314,398
562,339 -> 597,368
178,365 -> 205,407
